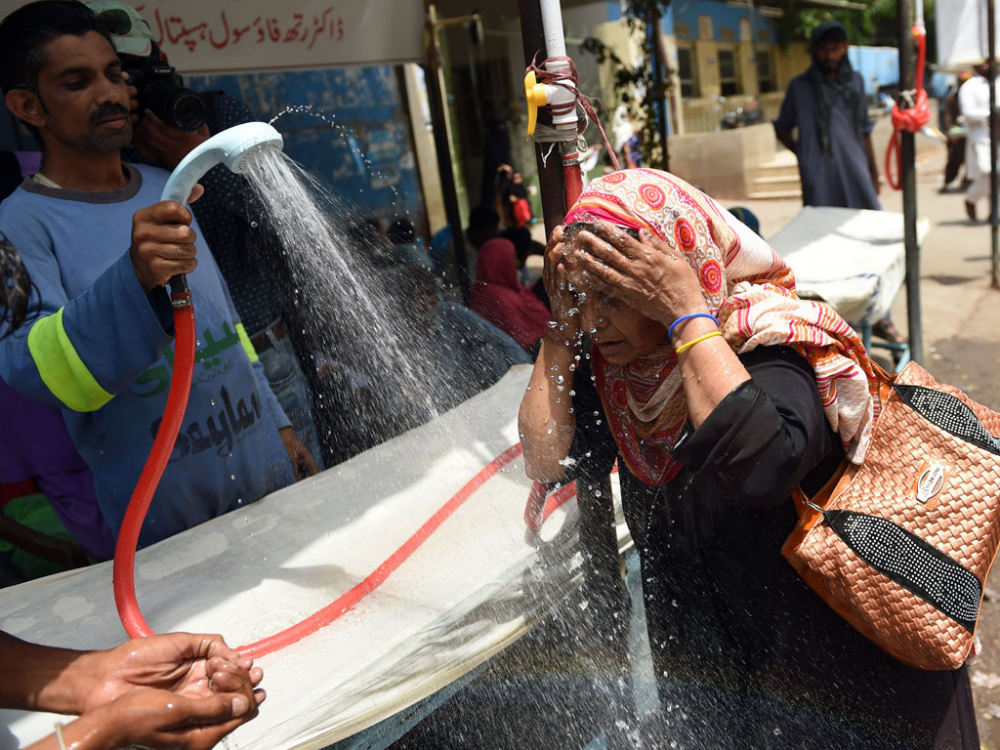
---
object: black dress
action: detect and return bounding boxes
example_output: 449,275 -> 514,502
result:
562,345 -> 979,750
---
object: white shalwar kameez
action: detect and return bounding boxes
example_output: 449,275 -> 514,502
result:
959,74 -> 1000,206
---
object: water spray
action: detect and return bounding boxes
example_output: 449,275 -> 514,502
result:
113,123 -> 285,639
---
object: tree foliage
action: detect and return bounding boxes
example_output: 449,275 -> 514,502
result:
581,0 -> 674,169
778,0 -> 936,61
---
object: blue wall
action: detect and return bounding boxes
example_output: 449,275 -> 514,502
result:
187,66 -> 423,222
847,47 -> 900,96
671,1 -> 778,44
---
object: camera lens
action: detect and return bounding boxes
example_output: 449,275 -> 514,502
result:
166,90 -> 208,132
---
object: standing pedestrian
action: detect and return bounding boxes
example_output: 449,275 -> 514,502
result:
941,72 -> 970,193
775,21 -> 906,343
959,60 -> 999,222
774,20 -> 881,210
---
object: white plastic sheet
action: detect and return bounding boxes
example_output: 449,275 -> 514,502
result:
0,367 -> 626,750
768,207 -> 928,327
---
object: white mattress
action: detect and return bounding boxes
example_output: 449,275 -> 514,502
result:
0,367 -> 626,750
768,206 -> 929,326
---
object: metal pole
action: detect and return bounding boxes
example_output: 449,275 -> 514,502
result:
898,0 -> 924,364
648,8 -> 671,170
517,0 -> 567,235
425,4 -> 471,303
747,0 -> 761,100
988,0 -> 1000,288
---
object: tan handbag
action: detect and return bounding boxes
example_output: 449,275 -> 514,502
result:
782,360 -> 1000,670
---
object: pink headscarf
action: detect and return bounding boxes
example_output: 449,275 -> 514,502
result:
565,169 -> 878,486
469,238 -> 550,350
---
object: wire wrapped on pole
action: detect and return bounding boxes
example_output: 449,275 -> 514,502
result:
885,25 -> 930,191
526,54 -> 621,172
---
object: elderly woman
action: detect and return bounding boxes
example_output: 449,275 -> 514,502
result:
518,171 -> 978,749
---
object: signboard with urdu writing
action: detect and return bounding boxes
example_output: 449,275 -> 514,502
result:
0,0 -> 423,73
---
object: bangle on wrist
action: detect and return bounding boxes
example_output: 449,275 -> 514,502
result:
545,323 -> 581,351
675,330 -> 723,354
668,312 -> 718,340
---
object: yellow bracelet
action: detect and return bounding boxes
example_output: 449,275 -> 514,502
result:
675,330 -> 723,354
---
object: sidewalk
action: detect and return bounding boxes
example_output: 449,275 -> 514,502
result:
741,138 -> 1000,746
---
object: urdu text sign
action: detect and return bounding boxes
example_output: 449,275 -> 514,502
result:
0,0 -> 423,73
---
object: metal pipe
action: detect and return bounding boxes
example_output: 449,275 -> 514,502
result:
898,0 -> 924,363
539,0 -> 584,207
747,0 -> 761,100
518,0 -> 567,234
425,4 -> 471,303
648,8 -> 671,170
989,0 -> 1000,289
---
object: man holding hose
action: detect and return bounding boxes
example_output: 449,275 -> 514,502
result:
0,0 -> 311,550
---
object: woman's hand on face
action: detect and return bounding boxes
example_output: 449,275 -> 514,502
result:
543,225 -> 580,337
568,223 -> 707,326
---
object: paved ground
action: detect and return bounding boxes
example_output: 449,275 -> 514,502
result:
744,133 -> 1000,750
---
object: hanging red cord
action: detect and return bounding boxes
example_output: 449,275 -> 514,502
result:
885,25 -> 930,191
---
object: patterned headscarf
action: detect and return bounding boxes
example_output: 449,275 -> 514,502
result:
565,169 -> 878,486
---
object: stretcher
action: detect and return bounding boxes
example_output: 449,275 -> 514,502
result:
767,206 -> 930,367
0,367 -> 627,750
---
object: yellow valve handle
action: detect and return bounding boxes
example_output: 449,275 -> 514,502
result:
524,71 -> 548,136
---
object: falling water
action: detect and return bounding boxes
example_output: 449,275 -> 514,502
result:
238,134 -> 645,748
243,148 -> 439,453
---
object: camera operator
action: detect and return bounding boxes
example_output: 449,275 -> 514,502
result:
86,0 -> 322,476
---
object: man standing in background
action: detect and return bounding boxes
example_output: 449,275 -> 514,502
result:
774,21 -> 881,210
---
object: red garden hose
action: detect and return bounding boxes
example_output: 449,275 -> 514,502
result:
113,292 -> 196,638
111,302 -> 575,656
885,25 -> 930,191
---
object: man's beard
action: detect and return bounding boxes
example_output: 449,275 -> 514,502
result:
79,103 -> 133,153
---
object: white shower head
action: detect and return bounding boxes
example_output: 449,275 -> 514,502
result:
160,121 -> 284,204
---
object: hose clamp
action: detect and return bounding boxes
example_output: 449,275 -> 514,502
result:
171,292 -> 193,309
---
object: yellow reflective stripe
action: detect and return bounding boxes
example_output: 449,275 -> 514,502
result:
26,308 -> 113,412
236,323 -> 258,363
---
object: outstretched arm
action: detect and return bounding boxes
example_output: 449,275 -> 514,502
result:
4,631 -> 265,750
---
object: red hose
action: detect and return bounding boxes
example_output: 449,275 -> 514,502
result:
111,321 -> 568,657
885,25 -> 930,191
115,126 -> 591,654
114,293 -> 196,637
238,443 -> 524,658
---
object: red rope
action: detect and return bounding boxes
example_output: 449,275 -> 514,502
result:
885,26 -> 930,191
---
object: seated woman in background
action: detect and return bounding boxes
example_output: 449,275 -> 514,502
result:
518,170 -> 978,749
469,237 -> 551,354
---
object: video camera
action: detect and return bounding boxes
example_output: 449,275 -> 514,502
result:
124,56 -> 207,132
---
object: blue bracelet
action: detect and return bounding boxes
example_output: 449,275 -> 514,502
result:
668,312 -> 718,340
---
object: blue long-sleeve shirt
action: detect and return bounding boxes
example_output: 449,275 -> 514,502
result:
0,163 -> 294,548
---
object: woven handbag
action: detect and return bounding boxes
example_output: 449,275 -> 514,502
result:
782,360 -> 1000,670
